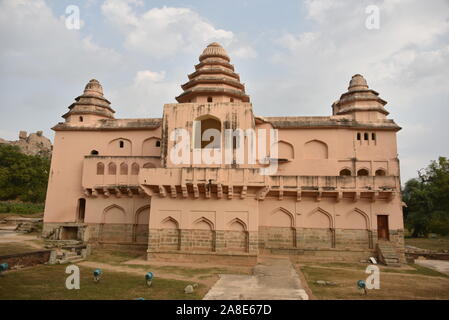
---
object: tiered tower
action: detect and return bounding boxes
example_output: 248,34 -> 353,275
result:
332,74 -> 389,121
175,42 -> 250,104
62,79 -> 115,124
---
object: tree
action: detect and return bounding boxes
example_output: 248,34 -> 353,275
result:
403,157 -> 449,237
0,144 -> 50,203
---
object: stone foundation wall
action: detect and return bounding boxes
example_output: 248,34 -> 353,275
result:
43,223 -> 148,244
258,226 -> 296,249
299,228 -> 334,248
259,227 -> 404,262
148,229 -> 258,255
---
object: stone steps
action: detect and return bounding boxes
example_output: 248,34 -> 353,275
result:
377,241 -> 401,266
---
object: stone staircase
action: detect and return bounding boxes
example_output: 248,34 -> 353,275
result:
376,241 -> 401,266
50,249 -> 86,265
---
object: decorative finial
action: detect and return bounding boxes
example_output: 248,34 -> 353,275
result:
348,74 -> 369,91
84,79 -> 104,96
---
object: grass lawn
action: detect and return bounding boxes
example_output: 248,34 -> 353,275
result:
87,248 -> 251,279
0,242 -> 41,255
0,264 -> 204,300
88,248 -> 145,264
299,262 -> 449,300
405,236 -> 449,252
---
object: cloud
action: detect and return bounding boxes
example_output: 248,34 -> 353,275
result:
265,0 -> 449,181
0,0 -> 121,80
134,70 -> 166,83
109,69 -> 178,119
101,1 -> 255,59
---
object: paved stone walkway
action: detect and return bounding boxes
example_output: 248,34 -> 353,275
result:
203,256 -> 309,300
415,259 -> 449,275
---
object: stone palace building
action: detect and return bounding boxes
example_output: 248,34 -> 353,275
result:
43,43 -> 405,264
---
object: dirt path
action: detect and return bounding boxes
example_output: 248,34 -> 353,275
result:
203,256 -> 309,300
415,260 -> 449,275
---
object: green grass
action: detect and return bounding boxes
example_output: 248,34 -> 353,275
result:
125,264 -> 230,278
0,264 -> 205,300
0,201 -> 44,215
300,263 -> 449,300
302,265 -> 449,300
0,243 -> 41,256
405,236 -> 449,252
88,248 -> 145,264
382,263 -> 449,278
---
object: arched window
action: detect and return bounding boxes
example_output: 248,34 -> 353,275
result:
357,133 -> 361,141
357,168 -> 369,176
79,116 -> 84,122
131,163 -> 139,175
155,140 -> 161,147
364,133 -> 369,141
96,162 -> 104,175
339,169 -> 352,176
207,96 -> 213,103
119,140 -> 124,148
108,162 -> 116,175
375,169 -> 386,176
194,115 -> 221,149
372,133 -> 376,141
91,150 -> 99,155
120,162 -> 128,175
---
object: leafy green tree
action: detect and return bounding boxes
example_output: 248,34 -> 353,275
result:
0,144 -> 50,203
403,157 -> 449,237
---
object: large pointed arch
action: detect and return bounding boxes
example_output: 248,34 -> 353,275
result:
193,216 -> 214,230
102,204 -> 126,224
135,205 -> 151,225
347,207 -> 370,229
308,207 -> 334,228
270,207 -> 295,227
227,217 -> 247,231
161,216 -> 180,229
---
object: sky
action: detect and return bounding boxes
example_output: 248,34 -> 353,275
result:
0,0 -> 448,182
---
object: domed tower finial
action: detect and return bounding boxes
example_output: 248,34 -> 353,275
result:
332,74 -> 389,118
83,79 -> 104,96
348,74 -> 369,91
62,79 -> 115,123
175,42 -> 250,103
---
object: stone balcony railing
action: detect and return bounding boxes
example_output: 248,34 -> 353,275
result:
82,156 -> 160,196
138,167 -> 399,201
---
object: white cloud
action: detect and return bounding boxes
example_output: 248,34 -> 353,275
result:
110,69 -> 178,118
101,1 -> 254,59
134,70 -> 166,83
266,0 -> 449,181
0,0 -> 121,80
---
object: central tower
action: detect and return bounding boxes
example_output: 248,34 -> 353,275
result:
175,42 -> 250,104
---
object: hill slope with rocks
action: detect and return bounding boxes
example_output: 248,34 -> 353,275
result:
0,131 -> 52,158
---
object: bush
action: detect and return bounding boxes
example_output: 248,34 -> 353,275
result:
0,144 -> 50,203
0,201 -> 45,214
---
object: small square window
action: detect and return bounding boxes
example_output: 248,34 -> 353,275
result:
207,97 -> 213,103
